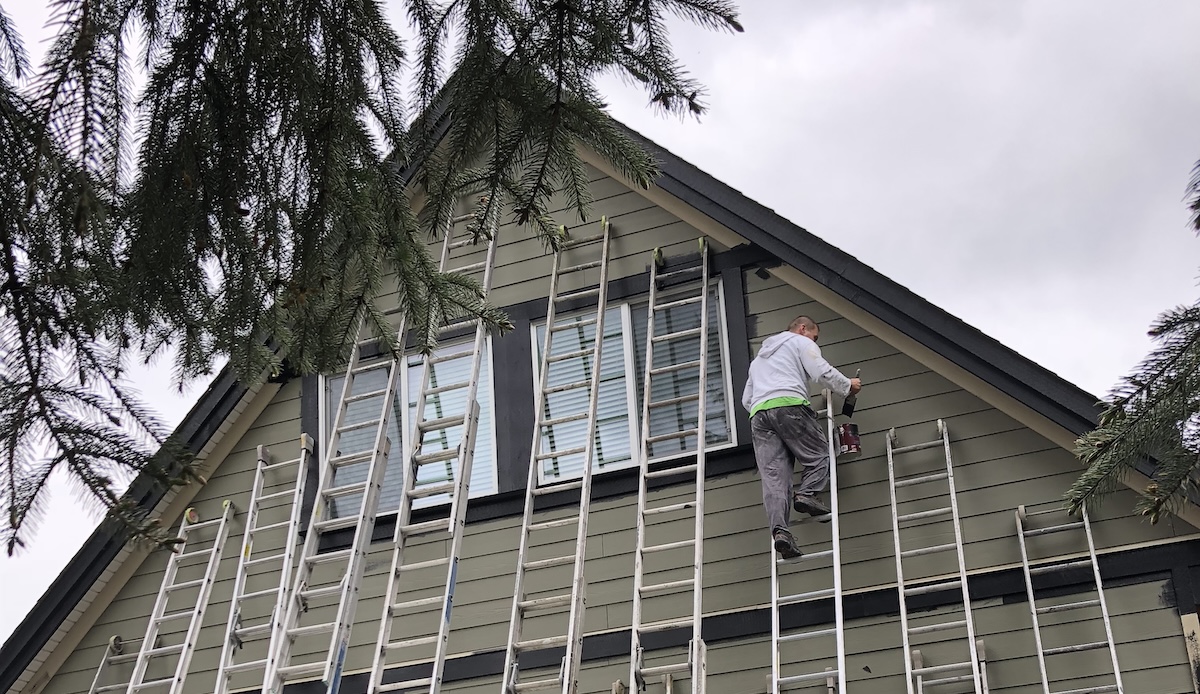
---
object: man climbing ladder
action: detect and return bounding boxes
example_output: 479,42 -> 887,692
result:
742,315 -> 861,559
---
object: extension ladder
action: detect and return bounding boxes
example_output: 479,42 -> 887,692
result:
770,389 -> 847,693
367,206 -> 500,694
912,640 -> 990,693
89,636 -> 150,694
214,437 -> 314,694
499,218 -> 613,694
629,240 -> 712,693
1015,503 -> 1123,694
125,500 -> 236,694
264,314 -> 406,693
885,420 -> 982,694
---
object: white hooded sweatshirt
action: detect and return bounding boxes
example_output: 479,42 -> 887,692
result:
741,331 -> 852,415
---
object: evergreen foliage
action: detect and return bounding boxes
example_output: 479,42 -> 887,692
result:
0,0 -> 743,553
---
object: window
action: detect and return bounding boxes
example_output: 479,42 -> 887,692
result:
321,338 -> 497,518
531,281 -> 735,485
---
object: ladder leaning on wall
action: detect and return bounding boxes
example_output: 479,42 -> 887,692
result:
629,239 -> 712,693
499,217 -> 613,694
213,437 -> 314,694
885,420 -> 983,694
365,203 -> 501,694
1014,503 -> 1123,694
769,389 -> 848,693
263,308 -> 406,694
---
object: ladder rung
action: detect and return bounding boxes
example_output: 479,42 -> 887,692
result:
1050,686 -> 1119,694
153,610 -> 194,624
344,387 -> 388,405
779,587 -> 835,606
386,634 -> 439,651
551,317 -> 596,332
529,516 -> 579,531
400,517 -> 452,535
235,623 -> 272,639
548,347 -> 592,363
130,677 -> 176,691
517,634 -> 569,650
399,556 -> 450,572
912,661 -> 973,677
305,548 -> 353,566
274,662 -> 326,680
409,480 -> 456,498
245,552 -> 286,568
542,380 -> 590,395
165,578 -> 204,592
1045,641 -> 1110,656
314,515 -> 360,533
891,438 -> 944,455
651,327 -> 702,343
391,595 -> 444,614
533,479 -> 584,495
648,393 -> 701,409
185,516 -> 226,531
1030,558 -> 1092,576
646,462 -> 698,479
262,456 -> 304,472
782,548 -> 832,563
536,445 -> 587,460
451,213 -> 476,224
644,501 -> 693,516
544,411 -> 589,427
639,661 -> 691,678
257,489 -> 297,503
249,519 -> 291,535
656,266 -> 703,281
524,554 -> 575,570
560,260 -> 602,274
288,621 -> 335,638
349,359 -> 385,374
328,449 -> 376,469
897,506 -> 953,523
555,287 -> 600,303
638,616 -> 692,634
426,380 -> 471,396
908,619 -> 967,635
413,448 -> 459,466
379,677 -> 435,693
640,578 -> 695,595
220,657 -> 268,675
418,413 -> 467,431
142,643 -> 185,657
95,684 -> 132,694
646,428 -> 699,444
323,480 -> 368,498
904,578 -> 962,597
447,261 -> 485,274
519,593 -> 572,611
1037,598 -> 1101,615
642,539 -> 694,554
448,237 -> 475,250
894,471 -> 949,488
300,583 -> 344,602
430,347 -> 475,364
924,673 -> 977,687
1024,521 -> 1085,537
335,417 -> 380,434
175,548 -> 213,563
438,318 -> 478,334
778,627 -> 837,643
563,232 -> 606,248
778,668 -> 841,688
649,360 -> 702,376
654,295 -> 703,311
513,676 -> 563,692
901,542 -> 957,559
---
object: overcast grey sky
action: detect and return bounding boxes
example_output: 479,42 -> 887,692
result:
3,0 -> 1199,645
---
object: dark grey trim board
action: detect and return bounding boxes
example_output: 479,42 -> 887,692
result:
281,536 -> 1200,694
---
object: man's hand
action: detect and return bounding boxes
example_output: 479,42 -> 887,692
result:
848,378 -> 862,395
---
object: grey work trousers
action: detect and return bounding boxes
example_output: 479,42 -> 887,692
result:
750,405 -> 830,534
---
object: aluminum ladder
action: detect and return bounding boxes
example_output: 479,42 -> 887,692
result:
885,420 -> 982,694
770,389 -> 847,693
124,500 -> 236,694
1015,503 -> 1123,694
367,207 -> 500,694
629,239 -> 711,693
88,636 -> 151,694
213,437 -> 314,694
264,314 -> 406,694
499,217 -> 613,694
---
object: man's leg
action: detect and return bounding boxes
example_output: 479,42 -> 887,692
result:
775,407 -> 833,517
750,411 -> 802,558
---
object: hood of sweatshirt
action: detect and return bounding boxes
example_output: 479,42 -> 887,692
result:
757,331 -> 799,359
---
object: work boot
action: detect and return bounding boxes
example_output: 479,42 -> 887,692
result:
772,529 -> 803,560
794,493 -> 831,522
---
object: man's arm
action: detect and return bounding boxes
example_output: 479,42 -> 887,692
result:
741,368 -> 756,414
797,342 -> 853,398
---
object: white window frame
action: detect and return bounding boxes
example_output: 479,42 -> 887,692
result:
529,277 -> 738,487
318,333 -> 501,511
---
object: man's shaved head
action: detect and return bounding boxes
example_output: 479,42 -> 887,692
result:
788,315 -> 818,332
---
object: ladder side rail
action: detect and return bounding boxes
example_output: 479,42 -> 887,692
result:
1014,508 -> 1051,694
125,509 -> 195,692
561,219 -> 613,694
265,436 -> 314,682
770,544 -> 781,694
938,421 -> 983,692
628,246 -> 661,691
168,500 -> 235,694
884,430 -> 915,694
692,240 -> 711,694
824,389 -> 846,692
499,226 -> 567,692
1082,508 -> 1124,693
